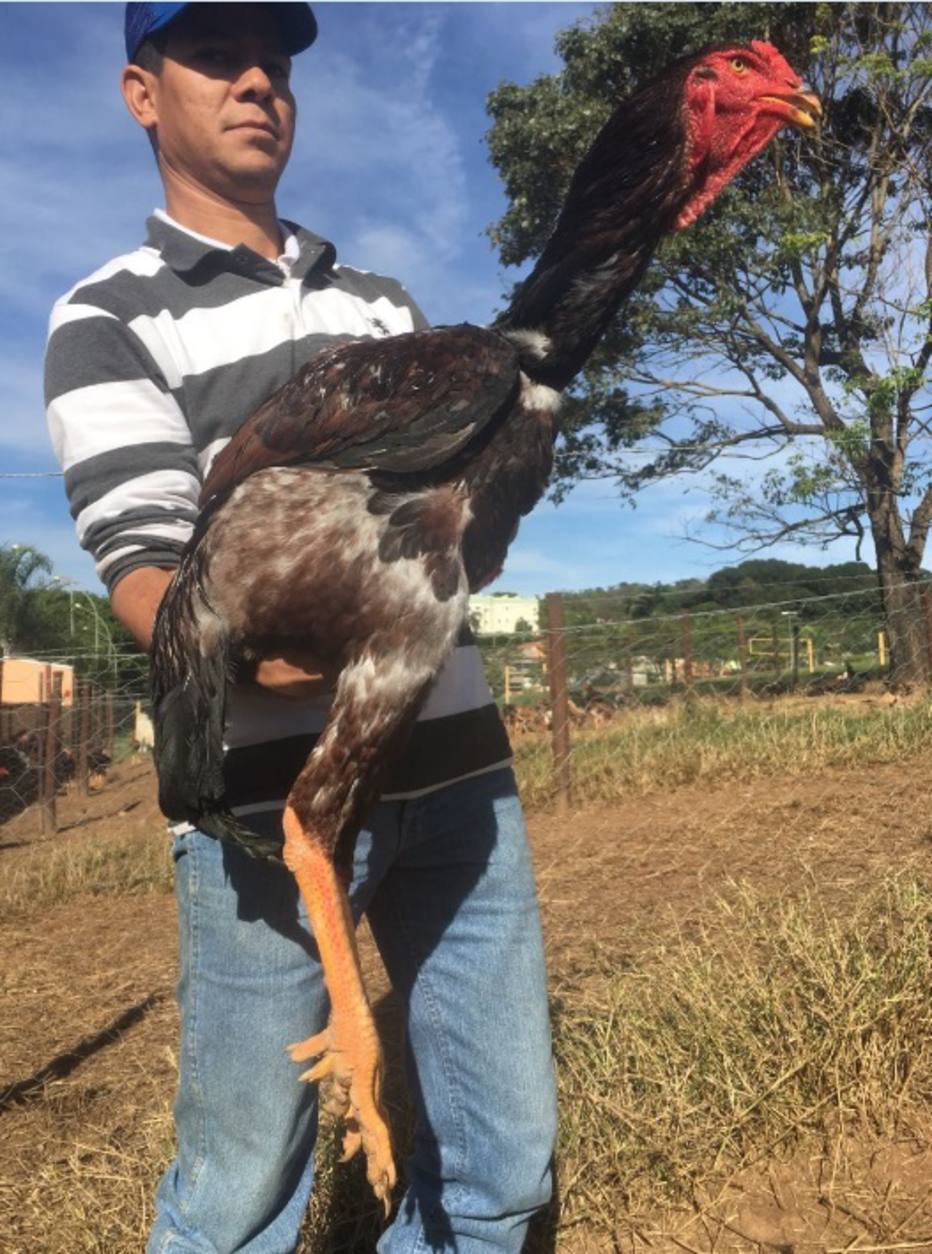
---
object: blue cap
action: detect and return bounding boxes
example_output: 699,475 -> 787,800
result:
124,3 -> 318,62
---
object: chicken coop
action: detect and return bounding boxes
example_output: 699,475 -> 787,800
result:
0,657 -> 74,706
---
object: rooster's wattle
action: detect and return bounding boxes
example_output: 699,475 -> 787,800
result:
152,41 -> 820,1207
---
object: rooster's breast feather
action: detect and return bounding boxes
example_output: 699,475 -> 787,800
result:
200,323 -> 522,505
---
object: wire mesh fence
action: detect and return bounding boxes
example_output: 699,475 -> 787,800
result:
0,652 -> 149,832
2,577 -> 930,831
475,579 -> 932,810
480,586 -> 900,711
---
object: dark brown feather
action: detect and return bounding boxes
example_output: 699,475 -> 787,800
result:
201,324 -> 521,505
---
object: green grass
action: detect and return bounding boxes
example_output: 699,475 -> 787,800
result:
513,696 -> 932,809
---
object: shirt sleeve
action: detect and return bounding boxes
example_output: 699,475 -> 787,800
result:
45,298 -> 201,594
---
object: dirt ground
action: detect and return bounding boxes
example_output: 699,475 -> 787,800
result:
2,753 -> 932,1252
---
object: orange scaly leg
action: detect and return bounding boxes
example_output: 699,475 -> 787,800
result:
281,803 -> 396,1213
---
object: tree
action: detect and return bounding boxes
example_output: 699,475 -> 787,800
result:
0,543 -> 144,689
0,544 -> 52,654
487,2 -> 932,681
27,586 -> 145,689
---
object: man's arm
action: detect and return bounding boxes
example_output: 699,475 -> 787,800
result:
111,566 -> 175,650
45,295 -> 329,699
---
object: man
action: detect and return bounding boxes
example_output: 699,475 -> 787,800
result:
45,5 -> 557,1252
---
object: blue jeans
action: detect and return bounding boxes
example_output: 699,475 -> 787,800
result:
149,768 -> 557,1253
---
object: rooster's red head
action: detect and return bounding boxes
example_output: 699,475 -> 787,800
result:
674,39 -> 821,230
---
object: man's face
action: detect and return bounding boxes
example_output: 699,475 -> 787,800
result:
145,5 -> 297,201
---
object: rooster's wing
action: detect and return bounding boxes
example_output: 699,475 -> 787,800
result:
200,323 -> 520,505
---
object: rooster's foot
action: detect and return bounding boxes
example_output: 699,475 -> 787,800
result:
289,1021 -> 395,1209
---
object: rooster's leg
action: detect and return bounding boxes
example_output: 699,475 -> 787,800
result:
279,635 -> 460,1211
281,805 -> 394,1210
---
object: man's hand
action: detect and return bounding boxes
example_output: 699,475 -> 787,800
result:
250,653 -> 334,701
112,568 -> 331,698
112,567 -> 330,698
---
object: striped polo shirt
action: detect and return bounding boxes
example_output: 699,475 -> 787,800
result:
45,211 -> 511,808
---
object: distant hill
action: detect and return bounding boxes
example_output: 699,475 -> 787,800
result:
561,560 -> 886,626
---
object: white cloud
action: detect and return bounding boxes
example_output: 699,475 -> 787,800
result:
283,15 -> 471,319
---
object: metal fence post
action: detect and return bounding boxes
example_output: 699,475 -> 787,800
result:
544,592 -> 572,813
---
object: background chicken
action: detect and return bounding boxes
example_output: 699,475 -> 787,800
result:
152,40 -> 820,1207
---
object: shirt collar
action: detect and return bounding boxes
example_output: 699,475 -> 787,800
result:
145,210 -> 337,285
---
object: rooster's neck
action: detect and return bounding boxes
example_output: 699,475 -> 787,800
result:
496,221 -> 668,392
494,83 -> 691,394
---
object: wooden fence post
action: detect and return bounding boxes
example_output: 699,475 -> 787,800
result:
91,683 -> 102,759
76,680 -> 90,796
920,587 -> 932,685
737,616 -> 749,703
791,624 -> 801,691
105,690 -> 114,756
36,668 -> 49,832
680,611 -> 693,692
544,593 -> 572,814
40,673 -> 63,834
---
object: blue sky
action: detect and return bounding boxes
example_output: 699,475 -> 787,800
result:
0,1 -> 864,596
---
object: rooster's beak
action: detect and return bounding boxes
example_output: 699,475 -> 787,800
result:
759,89 -> 823,130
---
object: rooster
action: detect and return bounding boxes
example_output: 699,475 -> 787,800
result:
152,41 -> 820,1207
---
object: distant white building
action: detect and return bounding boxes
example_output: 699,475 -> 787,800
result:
468,594 -> 541,636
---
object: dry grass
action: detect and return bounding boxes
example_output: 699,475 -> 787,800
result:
1,1083 -> 176,1253
0,825 -> 172,917
2,694 -> 926,922
294,875 -> 932,1249
4,700 -> 932,1250
549,875 -> 932,1238
515,695 -> 932,809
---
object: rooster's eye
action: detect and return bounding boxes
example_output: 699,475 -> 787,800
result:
730,57 -> 748,74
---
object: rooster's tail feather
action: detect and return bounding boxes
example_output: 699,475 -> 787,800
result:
151,556 -> 283,862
